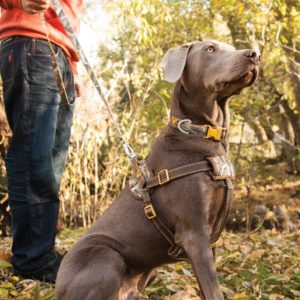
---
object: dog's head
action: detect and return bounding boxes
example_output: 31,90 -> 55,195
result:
160,40 -> 260,98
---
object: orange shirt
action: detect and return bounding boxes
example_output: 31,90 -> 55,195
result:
0,0 -> 83,73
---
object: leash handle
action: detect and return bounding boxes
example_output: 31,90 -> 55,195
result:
40,13 -> 74,105
50,0 -> 138,160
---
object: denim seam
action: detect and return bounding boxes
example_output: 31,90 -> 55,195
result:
24,40 -> 34,246
0,49 -> 14,85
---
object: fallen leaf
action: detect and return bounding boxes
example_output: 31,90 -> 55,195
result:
221,286 -> 234,297
186,286 -> 198,297
250,249 -> 265,258
166,284 -> 180,292
171,291 -> 192,300
224,241 -> 239,251
0,249 -> 11,262
0,282 -> 14,289
11,276 -> 20,282
10,290 -> 19,297
269,294 -> 284,300
239,245 -> 252,255
0,259 -> 12,269
233,291 -> 249,300
0,288 -> 9,297
291,290 -> 300,297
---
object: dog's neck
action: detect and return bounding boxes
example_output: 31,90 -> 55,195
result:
170,81 -> 230,128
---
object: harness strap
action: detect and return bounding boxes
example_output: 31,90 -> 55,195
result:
143,179 -> 234,259
136,158 -> 234,260
211,178 -> 234,244
142,191 -> 176,246
142,191 -> 186,260
146,161 -> 211,188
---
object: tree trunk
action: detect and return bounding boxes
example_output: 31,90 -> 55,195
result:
281,99 -> 300,144
242,108 -> 268,144
275,1 -> 300,144
289,59 -> 300,107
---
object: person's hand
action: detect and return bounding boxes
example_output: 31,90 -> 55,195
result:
74,74 -> 82,98
21,0 -> 50,14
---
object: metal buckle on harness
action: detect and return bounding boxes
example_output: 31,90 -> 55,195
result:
158,169 -> 170,185
204,126 -> 227,141
144,204 -> 157,219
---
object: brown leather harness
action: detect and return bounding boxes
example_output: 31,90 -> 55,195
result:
129,117 -> 235,260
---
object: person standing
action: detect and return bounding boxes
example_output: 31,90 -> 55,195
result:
0,0 -> 82,282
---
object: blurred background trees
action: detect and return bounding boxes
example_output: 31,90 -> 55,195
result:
0,0 -> 299,232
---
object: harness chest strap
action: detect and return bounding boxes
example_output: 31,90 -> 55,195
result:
142,191 -> 185,259
142,179 -> 234,259
211,178 -> 234,244
146,160 -> 212,188
135,157 -> 235,259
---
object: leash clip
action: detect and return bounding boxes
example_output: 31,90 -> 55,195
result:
123,143 -> 137,159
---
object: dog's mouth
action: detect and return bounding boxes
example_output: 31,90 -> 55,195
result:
215,66 -> 258,96
225,68 -> 258,88
235,68 -> 257,86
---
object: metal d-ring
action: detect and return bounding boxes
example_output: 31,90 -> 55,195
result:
177,119 -> 192,134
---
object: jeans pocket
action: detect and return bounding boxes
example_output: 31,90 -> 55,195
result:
29,39 -> 60,57
0,49 -> 14,93
27,40 -> 64,94
27,54 -> 57,92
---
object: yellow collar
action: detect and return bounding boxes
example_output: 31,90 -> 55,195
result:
169,116 -> 227,142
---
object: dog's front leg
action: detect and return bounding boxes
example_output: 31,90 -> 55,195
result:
177,230 -> 224,300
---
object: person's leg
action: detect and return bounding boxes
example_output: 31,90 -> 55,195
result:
0,37 -> 75,282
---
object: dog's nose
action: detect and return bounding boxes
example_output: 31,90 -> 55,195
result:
243,49 -> 261,64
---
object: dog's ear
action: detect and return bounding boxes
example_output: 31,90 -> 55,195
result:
160,43 -> 192,83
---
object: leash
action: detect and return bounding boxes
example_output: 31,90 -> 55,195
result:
41,1 -> 137,160
40,13 -> 73,105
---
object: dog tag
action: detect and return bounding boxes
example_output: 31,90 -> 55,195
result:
207,156 -> 235,180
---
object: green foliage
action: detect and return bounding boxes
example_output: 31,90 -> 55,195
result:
56,0 -> 300,226
94,0 -> 300,135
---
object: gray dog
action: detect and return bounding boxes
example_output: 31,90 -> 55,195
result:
56,40 -> 260,300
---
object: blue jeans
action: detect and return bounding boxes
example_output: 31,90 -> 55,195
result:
0,36 -> 75,274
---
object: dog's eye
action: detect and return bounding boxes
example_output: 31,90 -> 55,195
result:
206,46 -> 215,53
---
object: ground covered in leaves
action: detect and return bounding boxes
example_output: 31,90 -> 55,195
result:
0,229 -> 299,300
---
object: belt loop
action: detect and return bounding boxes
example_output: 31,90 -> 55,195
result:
28,38 -> 35,55
32,38 -> 36,54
